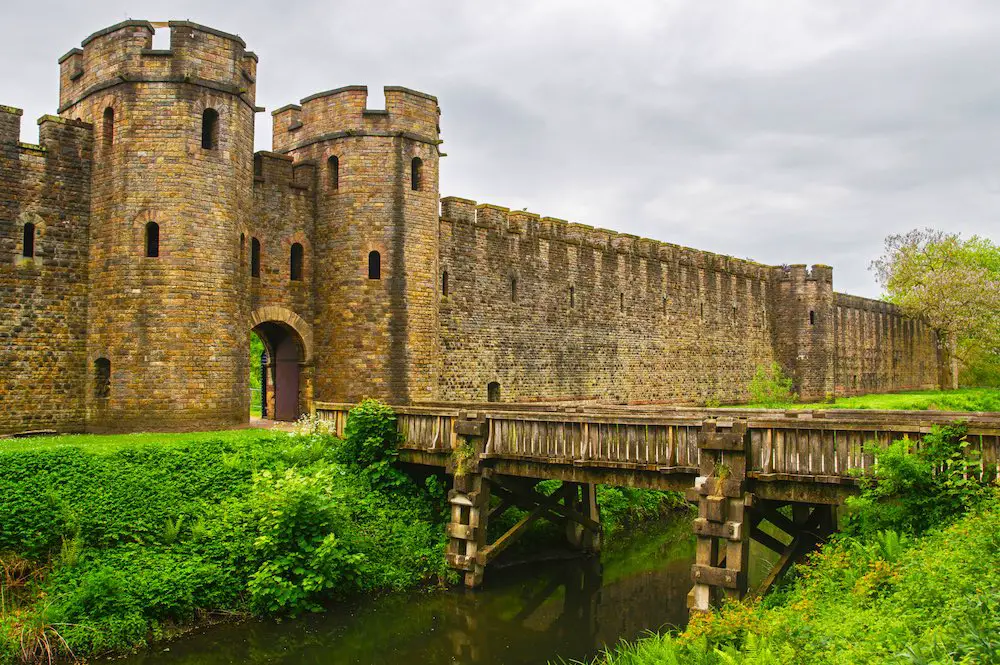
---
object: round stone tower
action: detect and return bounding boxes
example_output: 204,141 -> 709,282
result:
58,20 -> 257,430
272,86 -> 441,403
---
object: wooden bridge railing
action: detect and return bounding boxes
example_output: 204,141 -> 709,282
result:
314,402 -> 1000,484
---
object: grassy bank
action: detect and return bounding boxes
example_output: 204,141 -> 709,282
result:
584,501 -> 1000,665
579,424 -> 1000,665
752,387 -> 1000,412
0,403 -> 682,663
0,404 -> 452,663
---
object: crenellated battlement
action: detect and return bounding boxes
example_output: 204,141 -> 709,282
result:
0,105 -> 23,146
440,196 -> 774,281
775,263 -> 833,284
271,85 -> 439,153
58,20 -> 257,113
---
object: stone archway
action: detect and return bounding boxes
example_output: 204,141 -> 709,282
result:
250,307 -> 313,422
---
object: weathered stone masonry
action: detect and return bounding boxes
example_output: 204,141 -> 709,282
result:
0,20 -> 946,434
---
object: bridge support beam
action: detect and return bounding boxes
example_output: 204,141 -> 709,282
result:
447,471 -> 491,587
689,418 -> 752,612
750,500 -> 837,598
447,474 -> 603,588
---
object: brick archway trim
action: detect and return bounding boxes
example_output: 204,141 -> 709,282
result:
250,306 -> 313,363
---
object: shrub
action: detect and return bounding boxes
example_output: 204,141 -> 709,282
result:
844,423 -> 989,537
596,486 -> 689,534
0,430 -> 451,661
247,468 -> 362,615
334,399 -> 405,488
747,363 -> 797,408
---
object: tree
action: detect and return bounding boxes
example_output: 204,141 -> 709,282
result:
870,229 -> 1000,387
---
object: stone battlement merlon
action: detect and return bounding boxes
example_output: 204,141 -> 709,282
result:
1,106 -> 92,156
440,196 -> 776,281
271,85 -> 440,154
58,20 -> 257,113
0,105 -> 24,145
252,151 -> 316,193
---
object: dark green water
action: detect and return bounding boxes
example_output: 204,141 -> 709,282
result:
116,519 -> 705,665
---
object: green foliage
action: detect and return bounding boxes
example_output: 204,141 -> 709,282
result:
793,388 -> 1000,412
844,424 -> 990,537
0,425 -> 448,662
334,399 -> 404,488
597,486 -> 690,535
959,345 -> 1000,388
871,228 -> 1000,381
747,363 -> 797,408
582,418 -> 999,665
161,516 -> 184,545
451,441 -> 477,476
249,332 -> 264,416
247,469 -> 362,615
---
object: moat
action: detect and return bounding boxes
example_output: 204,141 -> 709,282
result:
115,519 -> 724,665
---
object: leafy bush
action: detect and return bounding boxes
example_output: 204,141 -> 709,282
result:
334,399 -> 404,488
597,486 -> 690,535
844,423 -> 989,537
582,491 -> 1000,665
747,363 -> 797,408
247,469 -> 362,615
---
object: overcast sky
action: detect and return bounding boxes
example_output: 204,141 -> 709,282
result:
2,1 -> 998,297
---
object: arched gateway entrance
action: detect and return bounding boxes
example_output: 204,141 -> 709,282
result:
250,307 -> 313,422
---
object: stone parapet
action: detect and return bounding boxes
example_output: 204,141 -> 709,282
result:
271,85 -> 439,153
439,195 -> 774,281
58,20 -> 257,113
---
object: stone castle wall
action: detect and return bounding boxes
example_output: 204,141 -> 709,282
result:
272,86 -> 441,404
0,20 -> 948,434
250,152 -> 316,321
833,293 -> 940,396
57,21 -> 258,431
0,108 -> 92,432
436,198 -> 778,403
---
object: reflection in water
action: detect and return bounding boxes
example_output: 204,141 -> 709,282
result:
118,520 -> 696,665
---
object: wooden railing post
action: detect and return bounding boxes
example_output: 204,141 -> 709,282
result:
689,418 -> 751,612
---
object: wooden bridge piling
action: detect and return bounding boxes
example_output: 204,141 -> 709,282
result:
689,418 -> 752,610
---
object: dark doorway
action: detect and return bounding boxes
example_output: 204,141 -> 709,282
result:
252,322 -> 303,422
487,381 -> 501,403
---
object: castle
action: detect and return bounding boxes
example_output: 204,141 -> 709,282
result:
0,20 -> 949,434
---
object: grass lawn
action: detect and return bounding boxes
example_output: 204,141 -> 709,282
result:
0,427 -> 279,455
786,387 -> 1000,412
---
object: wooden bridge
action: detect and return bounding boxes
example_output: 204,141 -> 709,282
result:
315,402 -> 1000,611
